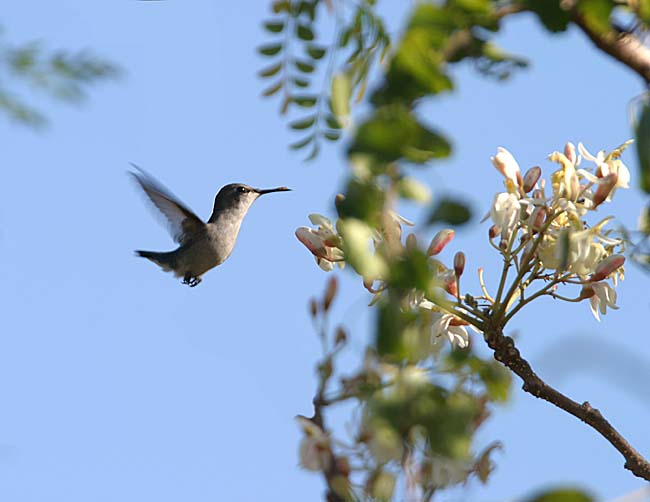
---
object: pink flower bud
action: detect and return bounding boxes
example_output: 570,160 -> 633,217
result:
427,229 -> 455,256
523,166 -> 542,193
564,142 -> 577,165
323,276 -> 338,311
590,254 -> 625,282
529,206 -> 546,231
488,225 -> 500,239
453,251 -> 465,277
444,276 -> 458,297
592,173 -> 618,208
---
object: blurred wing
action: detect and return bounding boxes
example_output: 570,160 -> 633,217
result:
130,165 -> 205,244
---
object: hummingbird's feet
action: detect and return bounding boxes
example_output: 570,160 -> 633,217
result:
182,274 -> 202,287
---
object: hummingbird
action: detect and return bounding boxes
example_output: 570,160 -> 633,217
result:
130,165 -> 290,287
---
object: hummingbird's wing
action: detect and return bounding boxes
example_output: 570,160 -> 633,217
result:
130,165 -> 206,245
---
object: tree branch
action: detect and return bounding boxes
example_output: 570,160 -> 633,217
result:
483,325 -> 650,481
571,11 -> 650,85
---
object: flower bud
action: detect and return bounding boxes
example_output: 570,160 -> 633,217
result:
523,166 -> 542,193
335,193 -> 345,208
406,233 -> 418,252
427,229 -> 455,256
591,254 -> 625,282
592,173 -> 618,208
491,147 -> 521,185
334,456 -> 350,477
334,326 -> 347,346
564,142 -> 577,165
453,251 -> 465,277
529,206 -> 547,232
309,298 -> 319,318
323,276 -> 338,311
488,225 -> 500,239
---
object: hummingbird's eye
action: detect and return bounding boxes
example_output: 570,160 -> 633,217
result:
237,186 -> 248,194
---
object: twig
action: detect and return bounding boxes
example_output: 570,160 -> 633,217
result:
483,324 -> 650,481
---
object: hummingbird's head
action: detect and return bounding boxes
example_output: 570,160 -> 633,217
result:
213,183 -> 291,215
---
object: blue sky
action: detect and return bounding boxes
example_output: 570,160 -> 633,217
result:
0,1 -> 649,501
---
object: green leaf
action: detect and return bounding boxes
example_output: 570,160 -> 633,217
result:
428,198 -> 471,225
336,179 -> 385,226
289,115 -> 316,129
324,130 -> 341,141
349,105 -> 451,164
289,135 -> 313,150
293,77 -> 310,88
292,95 -> 317,107
325,114 -> 341,129
297,23 -> 315,41
258,62 -> 282,78
331,72 -> 352,125
263,20 -> 285,33
272,0 -> 291,13
307,45 -> 326,60
339,218 -> 388,279
261,80 -> 283,96
294,59 -> 315,73
636,102 -> 650,193
258,44 -> 282,56
521,0 -> 571,32
525,487 -> 594,502
397,177 -> 431,204
576,0 -> 614,34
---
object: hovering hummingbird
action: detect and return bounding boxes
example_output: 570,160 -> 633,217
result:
130,165 -> 290,287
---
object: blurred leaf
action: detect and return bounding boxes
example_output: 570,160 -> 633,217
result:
525,487 -> 594,502
306,45 -> 326,59
349,105 -> 451,163
263,20 -> 285,33
397,177 -> 431,203
376,301 -> 409,357
576,0 -> 614,35
290,115 -> 316,129
292,76 -> 310,88
294,59 -> 315,73
336,178 -> 385,226
339,218 -> 387,279
258,62 -> 282,78
290,135 -> 314,150
292,95 -> 317,107
428,198 -> 472,225
635,102 -> 650,193
297,23 -> 315,41
262,80 -> 283,96
258,43 -> 283,56
521,0 -> 571,32
388,248 -> 431,292
331,72 -> 351,125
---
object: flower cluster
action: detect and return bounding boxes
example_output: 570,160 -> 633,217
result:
487,141 -> 629,321
296,141 -> 631,350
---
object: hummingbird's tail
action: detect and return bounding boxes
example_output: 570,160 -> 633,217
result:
135,250 -> 176,272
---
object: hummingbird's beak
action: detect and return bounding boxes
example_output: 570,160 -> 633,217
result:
255,187 -> 291,195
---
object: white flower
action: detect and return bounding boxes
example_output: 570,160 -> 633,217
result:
578,142 -> 631,198
588,281 -> 619,321
296,416 -> 331,471
491,147 -> 521,191
431,313 -> 469,349
295,214 -> 344,271
490,192 -> 521,242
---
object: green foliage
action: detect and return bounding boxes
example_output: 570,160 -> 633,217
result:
428,198 -> 472,225
259,0 -> 389,158
0,28 -> 118,126
635,101 -> 650,193
525,487 -> 595,502
349,105 -> 451,164
576,0 -> 615,34
520,0 -> 571,32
